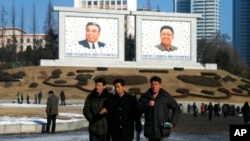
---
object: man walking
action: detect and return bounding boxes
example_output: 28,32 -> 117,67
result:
45,90 -> 59,133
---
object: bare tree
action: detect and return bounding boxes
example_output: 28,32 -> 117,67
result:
20,5 -> 24,52
0,5 -> 7,48
43,0 -> 56,33
31,2 -> 37,49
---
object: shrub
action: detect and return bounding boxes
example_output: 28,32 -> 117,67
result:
176,88 -> 189,94
29,82 -> 38,88
76,70 -> 94,73
3,76 -> 13,82
67,71 -> 75,76
52,69 -> 62,75
139,69 -> 168,73
77,80 -> 88,86
85,73 -> 93,79
173,67 -> 184,71
218,87 -> 230,94
241,79 -> 250,84
177,75 -> 222,87
76,74 -> 89,81
51,73 -> 60,79
16,71 -> 26,77
200,72 -> 217,76
96,67 -> 108,71
232,88 -> 243,93
214,75 -> 221,80
201,90 -> 214,95
54,80 -> 67,84
222,75 -> 237,82
238,85 -> 248,90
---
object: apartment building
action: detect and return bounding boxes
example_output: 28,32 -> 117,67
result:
74,0 -> 136,10
173,0 -> 221,40
233,0 -> 250,66
0,28 -> 45,52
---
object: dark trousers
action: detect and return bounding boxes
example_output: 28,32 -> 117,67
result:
89,132 -> 110,141
46,114 -> 57,133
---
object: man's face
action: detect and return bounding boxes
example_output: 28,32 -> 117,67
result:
86,25 -> 100,43
151,81 -> 161,94
95,82 -> 105,94
114,83 -> 125,96
160,28 -> 174,46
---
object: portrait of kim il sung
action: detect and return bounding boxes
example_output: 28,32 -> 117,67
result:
78,22 -> 106,49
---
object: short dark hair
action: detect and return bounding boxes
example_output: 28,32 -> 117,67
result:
160,25 -> 174,34
86,22 -> 101,32
94,78 -> 107,85
150,76 -> 162,83
48,90 -> 54,94
113,78 -> 125,86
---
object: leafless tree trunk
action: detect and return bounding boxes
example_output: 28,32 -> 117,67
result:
0,5 -> 7,48
20,5 -> 24,52
31,3 -> 37,49
43,0 -> 56,33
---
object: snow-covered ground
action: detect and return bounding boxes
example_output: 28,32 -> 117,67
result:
0,103 -> 84,125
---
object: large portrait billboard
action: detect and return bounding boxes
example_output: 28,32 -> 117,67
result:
141,20 -> 191,60
65,16 -> 118,58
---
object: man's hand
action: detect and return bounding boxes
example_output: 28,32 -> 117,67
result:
149,100 -> 155,107
99,108 -> 107,114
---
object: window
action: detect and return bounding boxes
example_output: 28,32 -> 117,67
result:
27,39 -> 30,43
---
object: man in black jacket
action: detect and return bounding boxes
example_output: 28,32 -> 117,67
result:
138,76 -> 181,141
83,78 -> 110,141
99,78 -> 142,141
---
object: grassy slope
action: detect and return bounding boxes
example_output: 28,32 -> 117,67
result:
0,66 -> 249,104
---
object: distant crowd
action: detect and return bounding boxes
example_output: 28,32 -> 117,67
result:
15,90 -> 66,106
183,101 -> 250,124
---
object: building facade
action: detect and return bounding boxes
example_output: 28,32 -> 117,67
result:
74,0 -> 136,10
173,0 -> 221,40
233,0 -> 250,66
0,28 -> 45,52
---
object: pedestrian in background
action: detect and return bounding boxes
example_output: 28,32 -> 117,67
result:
60,90 -> 66,106
241,101 -> 250,124
26,95 -> 30,104
45,90 -> 59,133
137,76 -> 181,141
38,91 -> 43,104
208,102 -> 214,121
83,78 -> 110,141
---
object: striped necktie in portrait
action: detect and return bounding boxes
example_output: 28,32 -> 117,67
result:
92,43 -> 95,49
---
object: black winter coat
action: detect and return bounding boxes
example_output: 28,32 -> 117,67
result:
138,88 -> 181,139
104,92 -> 140,141
83,88 -> 110,135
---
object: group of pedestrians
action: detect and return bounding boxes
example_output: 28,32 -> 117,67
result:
83,76 -> 181,141
187,101 -> 250,124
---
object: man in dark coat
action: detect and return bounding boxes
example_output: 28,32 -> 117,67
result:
38,91 -> 42,104
241,101 -> 250,124
100,78 -> 142,141
60,90 -> 66,106
137,76 -> 181,141
45,90 -> 59,133
83,78 -> 111,141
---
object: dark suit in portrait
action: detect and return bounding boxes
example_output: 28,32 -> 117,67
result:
155,43 -> 178,52
78,40 -> 105,49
